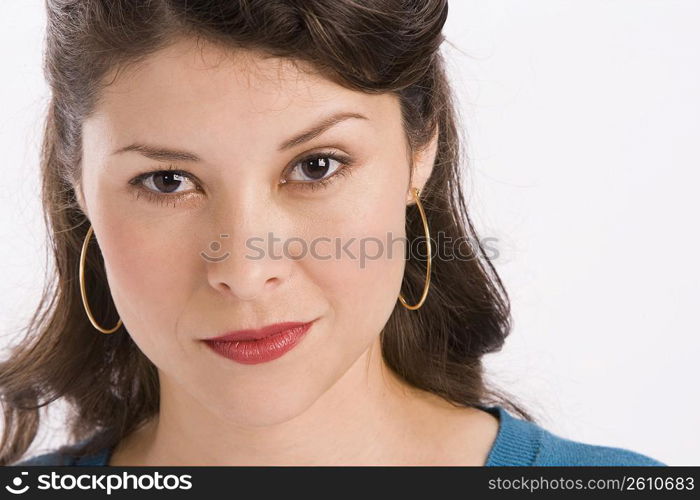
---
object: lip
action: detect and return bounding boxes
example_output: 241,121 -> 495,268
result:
204,321 -> 314,342
202,320 -> 316,365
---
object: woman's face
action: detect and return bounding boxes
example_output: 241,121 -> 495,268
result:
78,38 -> 434,427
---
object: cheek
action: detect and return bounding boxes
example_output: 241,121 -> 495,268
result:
303,183 -> 407,349
94,214 -> 199,358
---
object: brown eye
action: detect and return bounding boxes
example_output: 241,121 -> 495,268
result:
152,171 -> 186,193
134,170 -> 198,195
300,156 -> 333,180
286,154 -> 343,183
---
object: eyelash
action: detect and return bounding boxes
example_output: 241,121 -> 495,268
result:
128,150 -> 356,207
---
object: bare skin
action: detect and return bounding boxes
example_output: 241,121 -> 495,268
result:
77,36 -> 500,466
109,336 -> 500,466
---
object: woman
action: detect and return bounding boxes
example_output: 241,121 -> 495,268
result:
2,0 -> 663,466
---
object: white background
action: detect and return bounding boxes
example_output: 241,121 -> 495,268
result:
1,1 -> 697,465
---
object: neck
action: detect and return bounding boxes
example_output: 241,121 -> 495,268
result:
110,336 -> 496,465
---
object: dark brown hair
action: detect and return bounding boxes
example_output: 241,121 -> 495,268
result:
0,0 -> 533,465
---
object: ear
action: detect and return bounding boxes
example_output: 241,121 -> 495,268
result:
406,124 -> 439,205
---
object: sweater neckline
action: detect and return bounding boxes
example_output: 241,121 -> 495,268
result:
479,405 -> 541,466
77,404 -> 539,466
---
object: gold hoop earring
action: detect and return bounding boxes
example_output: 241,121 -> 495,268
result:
79,225 -> 123,334
399,187 -> 432,310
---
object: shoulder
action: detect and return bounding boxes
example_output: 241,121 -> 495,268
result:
12,450 -> 75,466
482,405 -> 666,466
536,428 -> 665,466
10,437 -> 111,467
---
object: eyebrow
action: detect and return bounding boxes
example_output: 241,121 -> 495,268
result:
110,111 -> 368,162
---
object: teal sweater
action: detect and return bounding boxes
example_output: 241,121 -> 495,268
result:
11,405 -> 665,466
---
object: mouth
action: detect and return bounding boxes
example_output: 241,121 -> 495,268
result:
201,319 -> 316,365
203,320 -> 315,342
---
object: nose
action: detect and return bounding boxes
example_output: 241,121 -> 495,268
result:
203,196 -> 295,301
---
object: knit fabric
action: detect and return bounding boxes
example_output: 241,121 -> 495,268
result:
11,405 -> 665,466
478,406 -> 665,466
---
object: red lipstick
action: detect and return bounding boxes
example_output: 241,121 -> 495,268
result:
202,320 -> 315,365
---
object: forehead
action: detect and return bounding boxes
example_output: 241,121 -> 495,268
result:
84,38 -> 399,160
